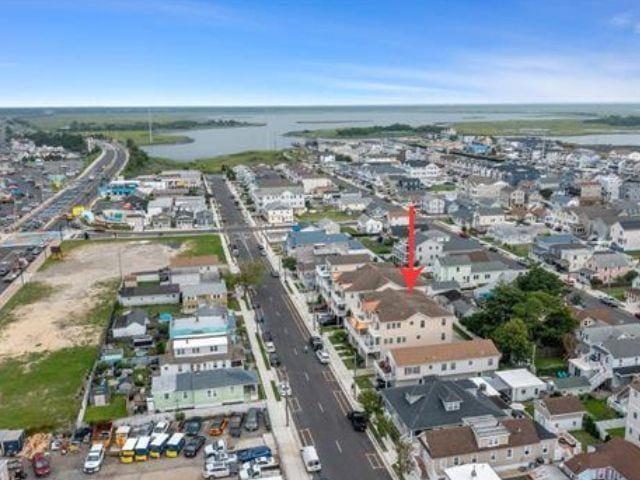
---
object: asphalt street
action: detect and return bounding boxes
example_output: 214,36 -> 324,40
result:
208,175 -> 392,480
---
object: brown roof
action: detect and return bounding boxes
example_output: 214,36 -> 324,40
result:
540,395 -> 585,415
564,438 -> 640,480
326,254 -> 371,266
362,288 -> 452,322
336,263 -> 425,292
390,339 -> 500,366
169,255 -> 221,268
570,307 -> 617,325
421,418 -> 554,459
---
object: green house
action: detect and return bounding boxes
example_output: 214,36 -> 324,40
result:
151,368 -> 259,412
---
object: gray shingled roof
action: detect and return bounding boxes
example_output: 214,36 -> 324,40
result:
175,368 -> 258,392
381,376 -> 507,434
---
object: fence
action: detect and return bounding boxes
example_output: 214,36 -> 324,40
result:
594,418 -> 626,440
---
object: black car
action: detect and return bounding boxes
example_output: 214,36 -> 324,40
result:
347,410 -> 368,431
268,352 -> 281,367
262,330 -> 273,342
229,412 -> 244,438
252,299 -> 260,309
309,336 -> 323,351
183,417 -> 203,436
183,435 -> 205,457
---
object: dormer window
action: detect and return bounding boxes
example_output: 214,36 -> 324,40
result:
443,400 -> 461,411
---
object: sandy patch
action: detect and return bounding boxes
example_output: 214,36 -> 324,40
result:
0,241 -> 183,358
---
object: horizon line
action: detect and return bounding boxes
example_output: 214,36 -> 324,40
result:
2,101 -> 640,110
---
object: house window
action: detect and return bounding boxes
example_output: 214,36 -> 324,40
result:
441,333 -> 446,341
441,363 -> 447,371
451,362 -> 456,370
490,452 -> 496,461
488,358 -> 494,366
164,393 -> 169,400
207,390 -> 213,398
543,446 -> 548,455
453,457 -> 460,466
468,360 -> 473,366
420,320 -> 425,328
524,447 -> 531,456
441,318 -> 447,326
182,392 -> 188,399
507,449 -> 513,458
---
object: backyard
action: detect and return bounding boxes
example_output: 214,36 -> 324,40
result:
581,395 -> 620,421
296,209 -> 356,223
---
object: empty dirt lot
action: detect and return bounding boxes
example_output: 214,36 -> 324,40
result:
0,240 -> 183,358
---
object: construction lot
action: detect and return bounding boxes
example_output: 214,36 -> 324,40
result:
0,236 -> 223,431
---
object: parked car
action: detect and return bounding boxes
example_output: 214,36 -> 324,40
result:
316,350 -> 330,364
183,417 -> 203,436
243,408 -> 260,432
183,435 -> 206,458
31,453 -> 51,477
83,443 -> 105,474
278,381 -> 292,397
236,445 -> 272,463
270,270 -> 280,278
208,417 -> 228,436
229,412 -> 244,438
268,353 -> 281,367
264,341 -> 276,354
261,331 -> 273,342
347,410 -> 368,432
309,336 -> 323,351
600,297 -> 619,308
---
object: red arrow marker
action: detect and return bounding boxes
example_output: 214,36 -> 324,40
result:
399,204 -> 424,291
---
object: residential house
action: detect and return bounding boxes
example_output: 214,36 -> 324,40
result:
300,175 -> 332,195
611,218 -> 640,252
419,416 -> 557,478
434,250 -> 521,289
582,251 -> 635,284
316,218 -> 341,235
625,378 -> 640,447
251,185 -> 305,213
151,368 -> 259,412
563,438 -> 640,480
492,369 -> 547,401
392,229 -> 450,271
335,192 -> 370,212
472,207 -> 506,232
500,186 -> 526,209
533,395 -> 585,434
375,339 -> 500,387
465,176 -> 507,199
118,284 -> 180,307
487,224 -> 544,246
263,202 -> 294,225
381,376 -> 508,439
421,193 -> 446,215
347,288 -> 455,363
357,214 -> 384,234
112,309 -> 148,339
181,282 -> 227,314
548,243 -> 592,272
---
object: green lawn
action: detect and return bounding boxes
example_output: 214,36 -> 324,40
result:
143,304 -> 182,319
227,296 -> 240,312
255,332 -> 271,371
571,429 -> 602,452
361,237 -> 395,255
270,380 -> 282,402
355,375 -> 374,390
607,427 -> 626,438
427,184 -> 456,192
581,395 -> 620,421
0,346 -> 98,431
535,355 -> 566,376
0,281 -> 56,329
42,234 -> 225,270
296,210 -> 356,223
190,150 -> 290,173
504,244 -> 531,258
597,286 -> 627,302
84,395 -> 128,424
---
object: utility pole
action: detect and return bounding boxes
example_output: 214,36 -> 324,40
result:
147,109 -> 153,145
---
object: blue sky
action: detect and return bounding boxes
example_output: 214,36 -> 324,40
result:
1,0 -> 639,106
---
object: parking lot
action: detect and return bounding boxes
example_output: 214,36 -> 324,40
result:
9,414 -> 274,480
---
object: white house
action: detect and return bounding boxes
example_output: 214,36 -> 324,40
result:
251,186 -> 305,213
611,218 -> 640,252
421,193 -> 446,215
112,309 -> 148,338
493,369 -> 546,402
375,339 -> 501,387
357,214 -> 384,234
472,207 -> 506,231
625,378 -> 640,447
533,395 -> 585,434
263,202 -> 294,225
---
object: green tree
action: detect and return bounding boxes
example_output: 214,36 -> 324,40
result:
282,257 -> 297,271
493,318 -> 533,365
516,265 -> 565,295
534,307 -> 578,348
358,390 -> 383,417
393,439 -> 414,479
225,261 -> 265,290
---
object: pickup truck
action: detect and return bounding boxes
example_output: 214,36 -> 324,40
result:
90,421 -> 114,448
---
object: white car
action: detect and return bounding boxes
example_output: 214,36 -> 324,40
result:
265,341 -> 276,354
83,443 -> 105,474
278,381 -> 292,397
316,350 -> 330,364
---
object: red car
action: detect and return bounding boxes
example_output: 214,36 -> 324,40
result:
31,453 -> 51,477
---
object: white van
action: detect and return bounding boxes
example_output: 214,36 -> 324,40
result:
202,461 -> 231,479
301,446 -> 321,472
